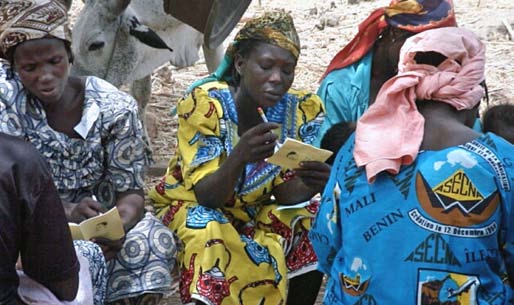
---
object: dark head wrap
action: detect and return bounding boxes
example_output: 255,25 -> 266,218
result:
0,0 -> 71,58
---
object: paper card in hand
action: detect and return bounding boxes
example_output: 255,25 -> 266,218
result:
266,138 -> 333,169
68,207 -> 125,241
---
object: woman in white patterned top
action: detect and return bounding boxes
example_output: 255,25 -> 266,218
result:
0,0 -> 177,304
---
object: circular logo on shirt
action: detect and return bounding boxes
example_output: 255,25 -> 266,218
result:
416,171 -> 499,227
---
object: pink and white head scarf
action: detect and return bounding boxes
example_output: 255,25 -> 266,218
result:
353,27 -> 486,183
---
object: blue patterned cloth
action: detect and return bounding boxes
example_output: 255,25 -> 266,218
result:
105,213 -> 178,302
0,60 -> 150,208
73,240 -> 107,305
0,60 -> 177,301
310,133 -> 514,305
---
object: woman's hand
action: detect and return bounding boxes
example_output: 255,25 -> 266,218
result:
293,161 -> 332,194
194,122 -> 279,209
67,197 -> 106,223
91,237 -> 125,261
116,190 -> 145,231
234,122 -> 279,164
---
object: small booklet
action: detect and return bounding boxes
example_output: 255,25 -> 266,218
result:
266,138 -> 333,169
68,207 -> 125,241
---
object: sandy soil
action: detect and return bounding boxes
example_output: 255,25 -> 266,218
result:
67,0 -> 514,303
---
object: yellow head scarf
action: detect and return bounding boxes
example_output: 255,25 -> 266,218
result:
187,10 -> 300,92
228,10 -> 300,60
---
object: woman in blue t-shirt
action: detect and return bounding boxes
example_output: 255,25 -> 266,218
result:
311,27 -> 514,305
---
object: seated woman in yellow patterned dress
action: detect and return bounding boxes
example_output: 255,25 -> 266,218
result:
149,10 -> 330,305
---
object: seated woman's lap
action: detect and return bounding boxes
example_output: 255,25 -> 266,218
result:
160,199 -> 319,303
104,213 -> 177,302
254,201 -> 319,277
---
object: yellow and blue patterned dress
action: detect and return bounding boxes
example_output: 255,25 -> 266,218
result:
150,81 -> 325,305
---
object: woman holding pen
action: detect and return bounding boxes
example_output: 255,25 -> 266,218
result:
150,10 -> 330,305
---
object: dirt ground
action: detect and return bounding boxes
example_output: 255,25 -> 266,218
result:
68,0 -> 513,304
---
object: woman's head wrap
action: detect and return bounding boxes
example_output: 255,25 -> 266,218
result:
187,10 -> 300,92
353,27 -> 486,183
0,0 -> 71,59
321,0 -> 456,80
225,10 -> 300,61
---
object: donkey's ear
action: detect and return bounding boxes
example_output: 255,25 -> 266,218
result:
102,0 -> 131,21
128,16 -> 173,52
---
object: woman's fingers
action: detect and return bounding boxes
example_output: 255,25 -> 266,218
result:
253,122 -> 280,134
294,161 -> 331,190
252,141 -> 277,157
91,237 -> 125,261
237,122 -> 280,163
262,131 -> 278,145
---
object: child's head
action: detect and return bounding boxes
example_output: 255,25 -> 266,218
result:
320,122 -> 356,165
482,104 -> 514,144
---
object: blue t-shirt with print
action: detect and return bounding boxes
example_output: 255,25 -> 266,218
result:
310,133 -> 514,305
